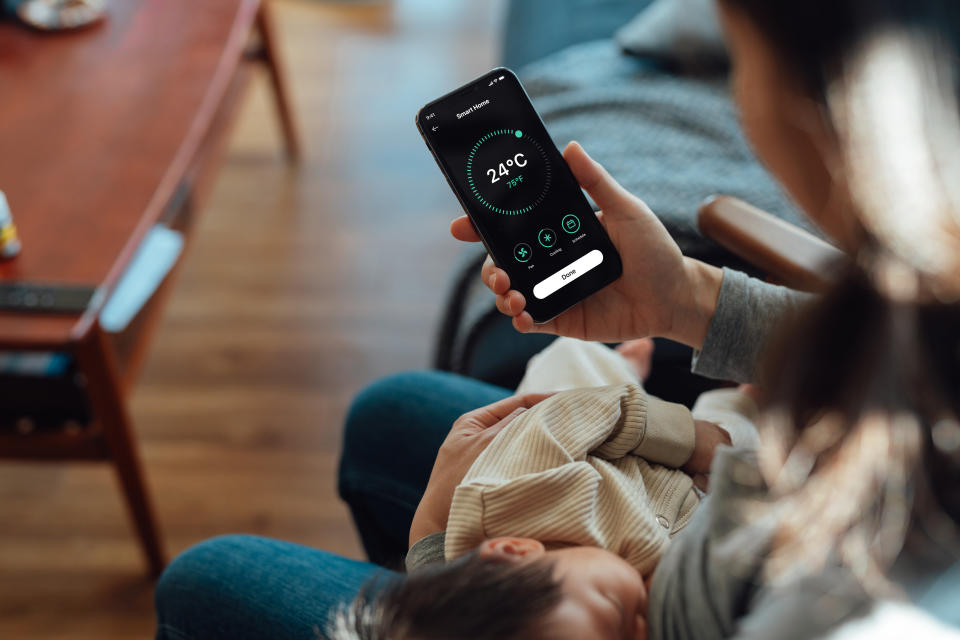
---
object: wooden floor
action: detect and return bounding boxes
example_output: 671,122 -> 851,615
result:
0,1 -> 505,637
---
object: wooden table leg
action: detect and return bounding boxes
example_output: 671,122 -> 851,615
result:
75,322 -> 166,578
256,0 -> 301,161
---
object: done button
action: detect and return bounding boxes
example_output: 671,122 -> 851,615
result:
532,250 -> 603,300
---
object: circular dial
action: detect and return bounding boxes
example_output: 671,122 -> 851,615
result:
466,129 -> 551,216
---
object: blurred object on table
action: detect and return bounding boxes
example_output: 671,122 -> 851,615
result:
0,190 -> 21,260
14,0 -> 107,31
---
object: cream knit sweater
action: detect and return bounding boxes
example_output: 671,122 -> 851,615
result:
444,382 -> 699,575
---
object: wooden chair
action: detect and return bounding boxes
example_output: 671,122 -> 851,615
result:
697,195 -> 848,293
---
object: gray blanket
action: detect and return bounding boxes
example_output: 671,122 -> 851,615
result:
519,40 -> 813,254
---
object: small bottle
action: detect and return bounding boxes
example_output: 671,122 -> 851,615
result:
0,190 -> 21,259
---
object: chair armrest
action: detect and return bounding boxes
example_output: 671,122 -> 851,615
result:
697,195 -> 848,292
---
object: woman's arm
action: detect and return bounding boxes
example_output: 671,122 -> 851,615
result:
692,269 -> 812,384
646,448 -> 869,640
646,448 -> 772,640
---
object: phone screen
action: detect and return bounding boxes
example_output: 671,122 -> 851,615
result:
417,68 -> 622,323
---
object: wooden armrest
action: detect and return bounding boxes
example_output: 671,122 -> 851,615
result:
697,195 -> 848,292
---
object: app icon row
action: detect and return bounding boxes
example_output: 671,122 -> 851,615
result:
514,214 -> 580,262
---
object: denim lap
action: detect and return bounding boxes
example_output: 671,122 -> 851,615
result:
157,371 -> 512,640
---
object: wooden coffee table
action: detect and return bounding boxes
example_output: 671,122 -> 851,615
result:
0,0 -> 298,577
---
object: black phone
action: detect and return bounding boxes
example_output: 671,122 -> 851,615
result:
416,67 -> 623,323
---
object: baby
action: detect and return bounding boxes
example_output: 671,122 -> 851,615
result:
332,338 -> 758,640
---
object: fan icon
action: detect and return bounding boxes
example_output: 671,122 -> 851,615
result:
514,243 -> 533,263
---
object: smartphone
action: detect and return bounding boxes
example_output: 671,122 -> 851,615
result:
416,67 -> 623,323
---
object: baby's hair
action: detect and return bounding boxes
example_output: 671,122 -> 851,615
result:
327,550 -> 561,640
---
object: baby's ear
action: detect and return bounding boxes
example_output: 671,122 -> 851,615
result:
478,537 -> 546,562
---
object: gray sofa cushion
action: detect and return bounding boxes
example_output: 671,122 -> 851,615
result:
616,0 -> 728,66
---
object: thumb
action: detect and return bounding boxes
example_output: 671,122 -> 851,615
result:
563,141 -> 634,215
489,407 -> 527,436
499,406 -> 527,424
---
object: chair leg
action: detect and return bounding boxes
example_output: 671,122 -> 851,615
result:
256,1 -> 301,161
76,323 -> 166,578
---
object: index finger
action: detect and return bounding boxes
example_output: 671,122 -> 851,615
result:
450,216 -> 482,242
472,392 -> 553,423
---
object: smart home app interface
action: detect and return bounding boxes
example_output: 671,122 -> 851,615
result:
418,69 -> 621,321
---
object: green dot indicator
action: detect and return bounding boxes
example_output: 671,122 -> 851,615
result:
514,130 -> 523,138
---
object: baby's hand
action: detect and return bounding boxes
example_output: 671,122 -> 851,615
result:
683,420 -> 731,479
615,338 -> 655,381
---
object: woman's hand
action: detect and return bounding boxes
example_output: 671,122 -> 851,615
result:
409,392 -> 552,547
450,142 -> 724,349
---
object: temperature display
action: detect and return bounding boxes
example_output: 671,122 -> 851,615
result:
487,153 -> 528,183
466,129 -> 551,216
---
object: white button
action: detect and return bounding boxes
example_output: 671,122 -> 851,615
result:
532,250 -> 604,300
656,515 -> 670,529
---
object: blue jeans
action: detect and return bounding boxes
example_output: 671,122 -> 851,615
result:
155,535 -> 392,640
337,370 -> 510,568
156,371 -> 510,640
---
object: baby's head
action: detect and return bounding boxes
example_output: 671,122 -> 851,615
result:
330,538 -> 648,640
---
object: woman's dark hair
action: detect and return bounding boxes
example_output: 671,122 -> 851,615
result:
719,0 -> 960,584
756,267 -> 960,583
719,0 -> 960,291
327,551 -> 561,640
721,0 -> 960,97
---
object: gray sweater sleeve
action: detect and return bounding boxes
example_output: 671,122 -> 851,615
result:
692,268 -> 812,384
647,448 -> 772,640
405,532 -> 446,573
647,448 -> 872,640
